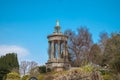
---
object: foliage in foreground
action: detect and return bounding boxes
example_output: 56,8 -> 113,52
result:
52,64 -> 102,80
6,72 -> 20,80
39,65 -> 46,73
0,53 -> 19,80
21,75 -> 29,80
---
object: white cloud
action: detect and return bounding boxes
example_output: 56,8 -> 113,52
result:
0,45 -> 29,61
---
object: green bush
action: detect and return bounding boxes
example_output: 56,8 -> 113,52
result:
102,74 -> 112,80
100,69 -> 114,80
6,72 -> 20,80
47,68 -> 51,72
22,75 -> 29,80
82,64 -> 94,73
39,66 -> 46,73
99,69 -> 110,75
37,75 -> 45,80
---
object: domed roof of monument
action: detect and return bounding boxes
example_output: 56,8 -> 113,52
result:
47,20 -> 68,39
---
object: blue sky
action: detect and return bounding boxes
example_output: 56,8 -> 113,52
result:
0,0 -> 120,65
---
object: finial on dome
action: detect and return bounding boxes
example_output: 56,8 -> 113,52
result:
56,20 -> 59,26
54,20 -> 61,34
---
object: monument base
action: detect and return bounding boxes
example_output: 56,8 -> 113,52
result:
46,60 -> 70,72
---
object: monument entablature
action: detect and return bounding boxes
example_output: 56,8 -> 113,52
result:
47,35 -> 68,41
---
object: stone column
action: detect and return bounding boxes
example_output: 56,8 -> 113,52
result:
54,42 -> 56,59
64,41 -> 68,61
58,41 -> 61,59
48,41 -> 51,60
51,41 -> 54,60
65,41 -> 68,61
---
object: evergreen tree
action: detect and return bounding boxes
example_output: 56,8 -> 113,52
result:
0,53 -> 19,80
103,32 -> 120,77
89,44 -> 102,65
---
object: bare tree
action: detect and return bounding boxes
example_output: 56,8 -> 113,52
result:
64,27 -> 93,66
20,61 -> 38,76
29,67 -> 40,77
20,61 -> 29,76
28,61 -> 38,71
28,61 -> 38,76
99,32 -> 109,53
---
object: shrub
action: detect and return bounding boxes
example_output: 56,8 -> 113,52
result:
37,75 -> 45,80
6,72 -> 20,80
47,68 -> 51,72
39,66 -> 46,73
82,64 -> 94,73
21,75 -> 29,80
102,74 -> 112,80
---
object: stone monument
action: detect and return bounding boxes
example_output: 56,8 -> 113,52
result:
46,20 -> 70,71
